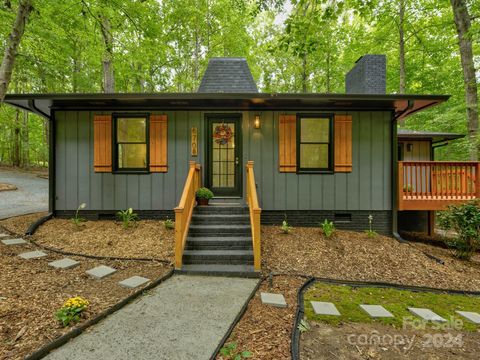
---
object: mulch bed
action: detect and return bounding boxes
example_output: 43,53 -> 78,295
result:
222,225 -> 480,359
0,183 -> 17,192
32,218 -> 175,260
0,214 -> 173,359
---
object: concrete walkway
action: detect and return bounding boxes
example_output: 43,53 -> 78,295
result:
45,275 -> 259,360
0,168 -> 48,219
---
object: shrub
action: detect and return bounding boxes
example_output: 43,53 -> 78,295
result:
365,214 -> 377,238
116,208 -> 139,229
55,296 -> 89,327
281,218 -> 292,234
438,200 -> 480,260
320,219 -> 335,238
164,218 -> 175,230
71,203 -> 86,227
219,342 -> 252,359
195,187 -> 214,200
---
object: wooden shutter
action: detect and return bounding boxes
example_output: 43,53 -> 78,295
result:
150,115 -> 168,172
94,115 -> 112,172
334,115 -> 352,172
279,114 -> 297,172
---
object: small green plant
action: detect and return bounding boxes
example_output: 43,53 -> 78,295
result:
55,296 -> 89,327
116,208 -> 139,229
71,203 -> 86,227
281,215 -> 292,234
219,342 -> 252,360
403,184 -> 414,192
297,318 -> 311,334
365,214 -> 377,238
320,219 -> 335,238
164,218 -> 175,230
438,200 -> 480,260
195,187 -> 214,200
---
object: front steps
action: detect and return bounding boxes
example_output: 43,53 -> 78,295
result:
177,200 -> 260,278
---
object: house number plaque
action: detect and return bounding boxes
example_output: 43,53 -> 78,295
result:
191,127 -> 198,156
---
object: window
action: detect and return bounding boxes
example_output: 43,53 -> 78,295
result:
114,115 -> 148,171
297,115 -> 333,172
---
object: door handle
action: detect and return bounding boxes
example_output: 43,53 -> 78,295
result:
235,157 -> 239,165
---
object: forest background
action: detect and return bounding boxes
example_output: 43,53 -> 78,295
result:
0,0 -> 478,168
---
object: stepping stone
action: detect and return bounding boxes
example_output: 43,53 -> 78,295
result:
311,301 -> 341,316
0,233 -> 11,238
86,265 -> 116,279
360,304 -> 394,318
18,250 -> 48,259
408,307 -> 446,322
118,276 -> 150,289
1,238 -> 27,245
48,258 -> 80,269
260,292 -> 287,308
456,311 -> 480,324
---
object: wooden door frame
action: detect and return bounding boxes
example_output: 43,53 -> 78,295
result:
204,113 -> 243,197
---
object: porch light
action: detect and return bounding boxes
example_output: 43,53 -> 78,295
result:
407,143 -> 413,152
254,115 -> 261,129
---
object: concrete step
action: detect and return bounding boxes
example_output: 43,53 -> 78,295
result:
183,249 -> 254,264
185,236 -> 252,250
195,206 -> 248,215
191,214 -> 250,225
176,264 -> 260,278
189,224 -> 251,236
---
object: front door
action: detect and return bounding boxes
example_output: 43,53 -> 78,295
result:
206,115 -> 242,197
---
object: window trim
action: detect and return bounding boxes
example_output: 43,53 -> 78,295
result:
112,113 -> 150,173
296,113 -> 334,173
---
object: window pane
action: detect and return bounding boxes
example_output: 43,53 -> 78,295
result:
118,144 -> 147,168
300,144 -> 329,169
117,118 -> 146,142
300,118 -> 330,142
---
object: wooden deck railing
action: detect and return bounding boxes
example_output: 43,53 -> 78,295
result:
246,161 -> 261,271
398,161 -> 480,210
174,161 -> 201,269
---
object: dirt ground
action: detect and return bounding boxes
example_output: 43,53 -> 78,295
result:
261,226 -> 480,291
301,321 -> 480,360
0,214 -> 173,360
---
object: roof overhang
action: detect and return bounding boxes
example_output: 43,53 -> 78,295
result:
3,92 -> 449,119
397,129 -> 465,143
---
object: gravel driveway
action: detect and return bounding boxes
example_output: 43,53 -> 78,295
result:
0,168 -> 48,219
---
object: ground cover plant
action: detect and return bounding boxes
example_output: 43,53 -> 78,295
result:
116,208 -> 139,229
304,282 -> 480,331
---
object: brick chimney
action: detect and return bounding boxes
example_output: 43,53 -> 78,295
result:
345,55 -> 386,94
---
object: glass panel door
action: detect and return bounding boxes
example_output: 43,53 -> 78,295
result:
207,116 -> 242,196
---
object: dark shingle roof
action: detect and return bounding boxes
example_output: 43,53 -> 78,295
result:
397,129 -> 465,143
197,58 -> 258,93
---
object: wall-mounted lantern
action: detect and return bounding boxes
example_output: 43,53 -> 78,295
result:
406,143 -> 413,152
254,115 -> 261,129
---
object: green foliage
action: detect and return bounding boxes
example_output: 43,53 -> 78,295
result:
297,318 -> 311,334
364,214 -> 377,238
55,296 -> 89,327
71,202 -> 87,227
219,342 -> 252,360
195,187 -> 214,200
320,219 -> 335,238
164,218 -> 175,230
281,219 -> 292,234
116,208 -> 139,229
438,200 -> 480,260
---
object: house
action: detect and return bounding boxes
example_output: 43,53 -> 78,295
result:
5,55 -> 474,276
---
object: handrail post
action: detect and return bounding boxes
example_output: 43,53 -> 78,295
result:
476,163 -> 480,199
174,208 -> 183,268
398,161 -> 404,211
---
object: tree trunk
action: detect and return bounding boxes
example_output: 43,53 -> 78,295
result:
22,110 -> 29,168
301,53 -> 307,93
0,0 -> 33,103
100,16 -> 115,93
399,0 -> 406,94
451,0 -> 479,160
13,109 -> 20,167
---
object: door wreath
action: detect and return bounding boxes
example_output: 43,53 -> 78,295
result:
213,123 -> 233,145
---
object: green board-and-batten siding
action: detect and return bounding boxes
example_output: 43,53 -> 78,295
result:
54,110 -> 392,212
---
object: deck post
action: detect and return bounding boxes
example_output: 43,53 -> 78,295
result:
476,163 -> 480,200
398,162 -> 404,211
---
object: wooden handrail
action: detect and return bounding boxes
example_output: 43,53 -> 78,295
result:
174,161 -> 201,269
246,161 -> 261,271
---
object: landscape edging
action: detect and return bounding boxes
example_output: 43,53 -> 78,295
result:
290,275 -> 480,360
24,268 -> 174,360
